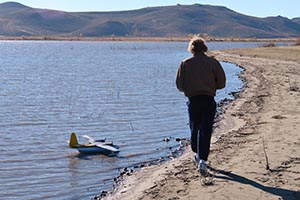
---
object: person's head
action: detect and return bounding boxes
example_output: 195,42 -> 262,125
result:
187,36 -> 208,54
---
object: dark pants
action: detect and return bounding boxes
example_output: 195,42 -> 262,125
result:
188,95 -> 216,161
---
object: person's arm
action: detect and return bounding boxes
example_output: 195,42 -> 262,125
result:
176,61 -> 185,92
214,61 -> 226,89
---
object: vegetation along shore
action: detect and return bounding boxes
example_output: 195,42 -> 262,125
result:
0,36 -> 299,43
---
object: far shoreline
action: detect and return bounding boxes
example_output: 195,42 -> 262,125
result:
0,36 -> 299,43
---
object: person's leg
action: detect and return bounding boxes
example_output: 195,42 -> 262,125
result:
188,100 -> 201,154
198,98 -> 216,161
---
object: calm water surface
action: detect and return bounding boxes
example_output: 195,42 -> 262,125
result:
0,41 -> 287,199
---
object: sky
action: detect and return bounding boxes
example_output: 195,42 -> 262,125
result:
0,0 -> 299,19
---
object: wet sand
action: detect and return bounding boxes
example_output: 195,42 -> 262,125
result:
102,46 -> 300,200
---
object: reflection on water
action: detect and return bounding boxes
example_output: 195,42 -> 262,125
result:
68,153 -> 119,199
0,41 -> 289,199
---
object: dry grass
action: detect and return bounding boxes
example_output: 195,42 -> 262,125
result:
0,36 -> 299,42
225,46 -> 300,63
289,76 -> 300,92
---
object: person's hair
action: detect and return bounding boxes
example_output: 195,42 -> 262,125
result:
187,36 -> 208,54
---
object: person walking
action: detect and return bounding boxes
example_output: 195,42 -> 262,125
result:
176,36 -> 226,175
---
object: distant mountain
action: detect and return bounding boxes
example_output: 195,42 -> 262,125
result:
0,2 -> 88,36
0,2 -> 300,38
293,17 -> 300,25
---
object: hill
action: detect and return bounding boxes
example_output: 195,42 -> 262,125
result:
293,17 -> 300,25
0,2 -> 300,38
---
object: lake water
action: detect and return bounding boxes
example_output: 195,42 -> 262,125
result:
0,41 -> 288,200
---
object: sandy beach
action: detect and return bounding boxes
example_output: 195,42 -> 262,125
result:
101,46 -> 300,200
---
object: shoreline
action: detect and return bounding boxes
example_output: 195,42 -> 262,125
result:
0,36 -> 299,43
100,46 -> 300,200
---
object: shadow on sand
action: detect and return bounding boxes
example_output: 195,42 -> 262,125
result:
209,167 -> 300,200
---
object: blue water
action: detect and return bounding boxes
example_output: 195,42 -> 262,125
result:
0,41 -> 289,199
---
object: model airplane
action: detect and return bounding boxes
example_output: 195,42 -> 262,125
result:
68,132 -> 120,155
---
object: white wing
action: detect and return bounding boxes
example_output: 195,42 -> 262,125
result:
81,135 -> 95,143
94,142 -> 120,152
81,135 -> 119,153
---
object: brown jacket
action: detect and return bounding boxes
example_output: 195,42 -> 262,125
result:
176,52 -> 226,97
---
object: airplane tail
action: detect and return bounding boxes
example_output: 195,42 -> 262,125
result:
69,132 -> 80,148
